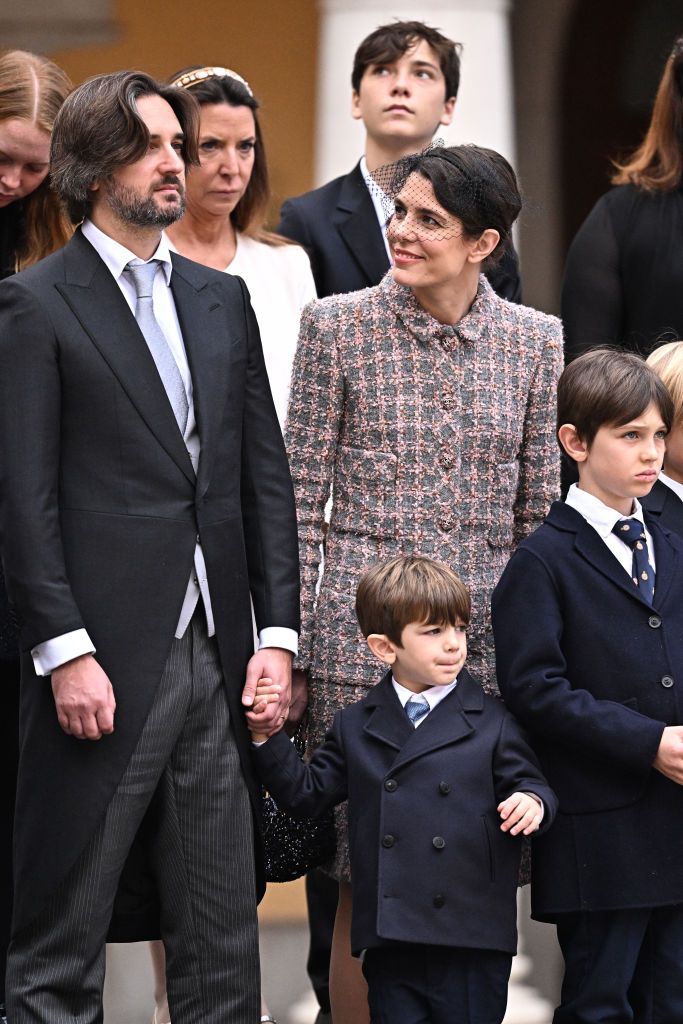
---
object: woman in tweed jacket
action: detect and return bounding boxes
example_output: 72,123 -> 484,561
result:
285,146 -> 562,1021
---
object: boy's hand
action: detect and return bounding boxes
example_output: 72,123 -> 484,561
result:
498,792 -> 543,835
654,726 -> 683,785
246,676 -> 282,743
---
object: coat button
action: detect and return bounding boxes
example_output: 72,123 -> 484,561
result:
433,894 -> 446,908
648,615 -> 662,629
382,835 -> 395,848
439,513 -> 456,532
438,782 -> 451,795
384,779 -> 398,792
661,675 -> 675,688
432,836 -> 446,850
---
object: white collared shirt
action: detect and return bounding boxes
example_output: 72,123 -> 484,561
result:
565,484 -> 656,577
359,155 -> 392,261
31,220 -> 296,675
659,472 -> 683,503
391,675 -> 458,725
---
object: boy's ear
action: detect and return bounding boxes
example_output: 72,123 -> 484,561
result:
366,633 -> 398,666
558,423 -> 589,463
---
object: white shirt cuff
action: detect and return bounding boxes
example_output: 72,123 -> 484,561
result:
31,629 -> 96,676
258,627 -> 298,656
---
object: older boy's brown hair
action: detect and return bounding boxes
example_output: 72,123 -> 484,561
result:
557,347 -> 674,451
355,555 -> 470,645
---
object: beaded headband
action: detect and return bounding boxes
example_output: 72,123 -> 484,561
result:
170,66 -> 253,97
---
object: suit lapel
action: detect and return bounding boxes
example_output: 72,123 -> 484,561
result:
57,232 -> 194,484
389,670 -> 480,772
363,673 -> 414,752
335,164 -> 390,286
649,519 -> 679,609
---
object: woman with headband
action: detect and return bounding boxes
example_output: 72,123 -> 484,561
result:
166,65 -> 315,426
285,145 -> 562,1023
0,49 -> 71,1021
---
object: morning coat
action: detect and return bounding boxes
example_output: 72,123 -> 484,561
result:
253,669 -> 557,956
492,500 -> 683,919
0,229 -> 300,933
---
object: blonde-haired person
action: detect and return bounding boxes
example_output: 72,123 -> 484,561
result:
643,341 -> 683,534
0,49 -> 71,1020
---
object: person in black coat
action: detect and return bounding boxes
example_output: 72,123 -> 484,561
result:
277,20 -> 521,304
562,37 -> 683,361
493,349 -> 683,1024
642,342 -> 683,535
250,556 -> 557,1024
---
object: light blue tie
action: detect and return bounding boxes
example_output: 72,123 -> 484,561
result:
124,259 -> 189,435
405,694 -> 430,726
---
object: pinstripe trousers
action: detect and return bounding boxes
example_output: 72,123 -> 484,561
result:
6,614 -> 259,1023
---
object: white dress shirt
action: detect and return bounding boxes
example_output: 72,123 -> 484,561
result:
359,155 -> 392,261
391,675 -> 458,724
565,484 -> 656,576
659,471 -> 683,503
31,220 -> 296,675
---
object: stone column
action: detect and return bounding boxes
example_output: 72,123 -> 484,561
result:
314,0 -> 515,184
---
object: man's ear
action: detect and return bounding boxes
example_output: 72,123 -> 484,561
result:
558,423 -> 588,463
467,228 -> 500,265
351,89 -> 363,122
439,96 -> 456,127
366,633 -> 398,666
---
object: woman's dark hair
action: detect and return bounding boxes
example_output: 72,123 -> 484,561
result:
352,20 -> 461,100
612,35 -> 683,191
169,65 -> 273,241
50,71 -> 200,224
0,49 -> 73,267
557,347 -> 674,449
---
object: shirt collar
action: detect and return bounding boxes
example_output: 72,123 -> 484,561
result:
81,219 -> 173,286
391,675 -> 458,710
659,472 -> 683,503
565,482 -> 645,537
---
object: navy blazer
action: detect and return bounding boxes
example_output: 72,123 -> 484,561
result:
253,669 -> 556,956
277,162 -> 522,302
493,501 -> 683,917
641,478 -> 683,536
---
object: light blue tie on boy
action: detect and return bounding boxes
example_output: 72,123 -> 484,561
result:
124,259 -> 189,435
404,693 -> 430,726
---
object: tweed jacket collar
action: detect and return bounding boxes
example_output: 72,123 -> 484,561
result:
381,270 -> 498,350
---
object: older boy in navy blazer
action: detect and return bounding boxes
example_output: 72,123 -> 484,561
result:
493,348 -> 683,1023
249,555 -> 556,1024
643,342 -> 683,536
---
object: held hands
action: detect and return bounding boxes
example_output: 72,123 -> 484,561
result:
498,792 -> 543,836
243,647 -> 292,741
654,726 -> 683,785
51,654 -> 116,740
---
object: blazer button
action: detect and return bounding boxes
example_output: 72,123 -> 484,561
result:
661,675 -> 675,688
432,836 -> 446,850
382,835 -> 395,848
438,782 -> 451,795
384,779 -> 398,792
433,894 -> 446,909
648,615 -> 662,629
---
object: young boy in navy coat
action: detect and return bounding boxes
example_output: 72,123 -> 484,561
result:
643,341 -> 683,535
248,555 -> 556,1024
492,348 -> 683,1023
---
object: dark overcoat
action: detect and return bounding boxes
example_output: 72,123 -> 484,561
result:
277,161 -> 522,301
0,229 -> 300,933
492,501 -> 683,919
641,478 -> 683,536
253,669 -> 557,956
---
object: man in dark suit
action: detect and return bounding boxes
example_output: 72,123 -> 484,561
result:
0,72 -> 299,1023
278,19 -> 521,302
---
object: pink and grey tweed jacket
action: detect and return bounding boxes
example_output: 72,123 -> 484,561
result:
286,271 -> 562,744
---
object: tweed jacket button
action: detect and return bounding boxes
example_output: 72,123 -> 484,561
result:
438,782 -> 451,795
438,513 -> 455,532
382,835 -> 395,848
432,836 -> 446,850
441,449 -> 456,470
384,779 -> 398,792
661,675 -> 675,688
648,615 -> 662,628
433,894 -> 446,908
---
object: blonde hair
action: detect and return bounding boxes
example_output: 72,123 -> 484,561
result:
646,341 -> 683,424
0,50 -> 73,269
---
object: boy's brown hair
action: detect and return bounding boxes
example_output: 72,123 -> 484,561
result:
646,341 -> 683,425
352,20 -> 461,100
355,555 -> 470,645
557,347 -> 674,451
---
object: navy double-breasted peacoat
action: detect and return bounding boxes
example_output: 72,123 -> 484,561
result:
492,500 -> 683,919
253,669 -> 557,956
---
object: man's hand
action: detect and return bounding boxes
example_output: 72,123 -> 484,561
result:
498,792 -> 543,835
243,647 -> 292,736
654,726 -> 683,784
285,668 -> 308,734
51,654 -> 116,740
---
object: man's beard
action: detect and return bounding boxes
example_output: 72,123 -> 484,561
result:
107,176 -> 185,228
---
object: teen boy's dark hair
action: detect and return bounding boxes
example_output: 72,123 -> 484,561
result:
558,347 -> 674,448
351,20 -> 461,100
356,555 -> 470,645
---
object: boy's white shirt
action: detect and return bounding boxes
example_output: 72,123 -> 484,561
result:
565,484 -> 656,574
391,675 -> 458,722
659,471 -> 683,502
